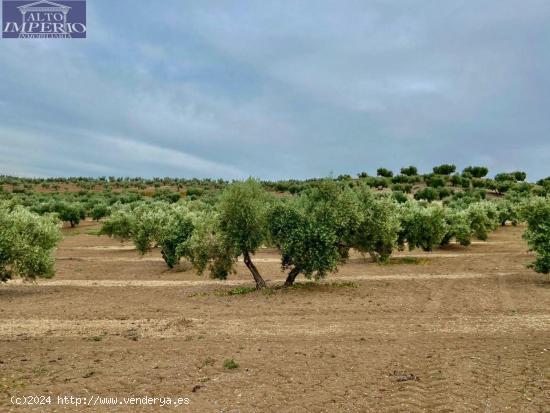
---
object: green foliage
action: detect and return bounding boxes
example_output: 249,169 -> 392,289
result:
437,187 -> 453,200
218,179 -> 269,257
398,202 -> 448,251
90,203 -> 110,221
0,205 -> 61,281
186,187 -> 204,198
0,174 -> 532,286
377,168 -> 393,178
496,199 -> 521,226
426,175 -> 446,188
180,209 -> 235,279
414,187 -> 439,202
268,181 -> 360,284
223,359 -> 238,369
432,164 -> 456,175
392,191 -> 408,203
486,179 -> 515,194
461,177 -> 472,189
522,197 -> 550,274
158,206 -> 195,268
101,202 -> 195,268
216,179 -> 272,288
513,171 -> 527,181
495,171 -> 527,182
353,189 -> 400,263
392,175 -> 414,185
99,204 -> 136,241
153,188 -> 181,203
466,202 -> 499,241
268,199 -> 341,281
450,174 -> 463,187
52,202 -> 86,227
400,166 -> 418,176
471,178 -> 487,189
441,209 -> 473,246
365,176 -> 389,189
391,183 -> 413,193
463,166 -> 489,178
273,201 -> 332,271
214,286 -> 257,296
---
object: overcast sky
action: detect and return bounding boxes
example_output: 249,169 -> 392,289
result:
1,0 -> 550,180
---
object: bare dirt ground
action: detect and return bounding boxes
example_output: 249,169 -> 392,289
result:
1,222 -> 549,412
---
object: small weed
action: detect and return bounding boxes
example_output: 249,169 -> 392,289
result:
223,358 -> 238,370
85,228 -> 102,236
214,286 -> 256,296
289,281 -> 358,290
385,257 -> 430,265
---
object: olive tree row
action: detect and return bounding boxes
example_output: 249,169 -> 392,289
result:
100,202 -> 195,268
397,200 -> 500,252
99,180 -> 506,288
522,197 -> 550,274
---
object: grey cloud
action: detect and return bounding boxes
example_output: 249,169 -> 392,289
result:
1,0 -> 549,180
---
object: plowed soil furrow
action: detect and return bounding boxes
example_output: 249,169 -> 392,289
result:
0,224 -> 549,412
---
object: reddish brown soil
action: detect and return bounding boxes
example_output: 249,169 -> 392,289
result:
1,222 -> 549,412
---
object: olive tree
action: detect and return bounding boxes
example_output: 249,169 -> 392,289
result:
268,180 -> 361,286
157,205 -> 195,268
441,208 -> 473,246
463,166 -> 489,178
414,187 -> 439,202
53,201 -> 86,227
0,205 -> 61,281
433,164 -> 456,175
91,203 -> 110,221
130,204 -> 195,268
99,203 -> 136,241
217,179 -> 272,289
352,188 -> 400,263
400,166 -> 418,176
398,202 -> 448,251
101,202 -> 195,268
268,200 -> 341,286
466,202 -> 499,241
377,168 -> 393,178
178,209 -> 235,279
522,197 -> 550,274
496,199 -> 520,226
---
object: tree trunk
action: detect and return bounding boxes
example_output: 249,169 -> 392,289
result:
161,250 -> 173,268
243,251 -> 266,289
284,267 -> 301,287
369,252 -> 378,263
